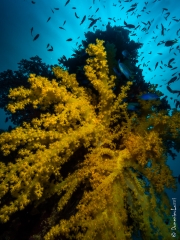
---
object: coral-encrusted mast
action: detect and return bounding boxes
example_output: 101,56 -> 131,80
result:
0,39 -> 180,239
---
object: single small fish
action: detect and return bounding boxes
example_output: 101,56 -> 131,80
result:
31,1 -> 35,4
63,20 -> 66,25
80,15 -> 86,25
75,12 -> 79,18
95,8 -> 99,13
141,21 -> 147,25
66,38 -> 72,41
172,18 -> 180,22
33,34 -> 39,41
155,62 -> 158,69
126,7 -> 136,13
168,58 -> 175,66
161,23 -> 165,36
59,26 -> 65,30
165,39 -> 178,47
139,93 -> 159,100
47,17 -> 51,22
65,0 -> 70,6
167,76 -> 177,85
176,29 -> 180,35
124,21 -> 135,29
30,27 -> 33,36
72,7 -> 76,9
118,59 -> 134,79
172,72 -> 177,76
47,43 -> 50,48
54,8 -> 59,10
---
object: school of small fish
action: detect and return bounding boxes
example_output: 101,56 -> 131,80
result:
28,0 -> 180,109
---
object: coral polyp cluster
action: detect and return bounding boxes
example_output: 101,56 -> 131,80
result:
0,39 -> 180,239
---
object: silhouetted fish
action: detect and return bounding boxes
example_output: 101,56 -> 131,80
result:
65,0 -> 70,6
75,12 -> 79,18
80,15 -> 86,25
165,39 -> 178,47
124,21 -> 135,28
126,7 -> 136,12
59,26 -> 66,30
155,62 -> 158,69
33,34 -> 39,41
30,27 -> 33,36
167,76 -> 177,85
47,17 -> 51,22
161,24 -> 165,36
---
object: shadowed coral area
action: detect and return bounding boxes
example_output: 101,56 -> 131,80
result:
0,39 -> 180,239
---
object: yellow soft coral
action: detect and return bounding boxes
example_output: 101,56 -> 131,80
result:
0,39 -> 180,239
